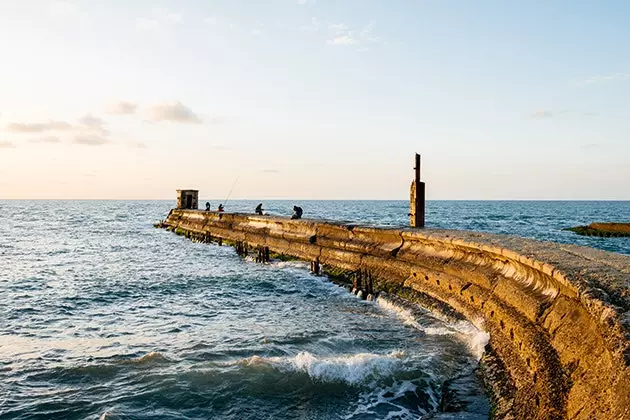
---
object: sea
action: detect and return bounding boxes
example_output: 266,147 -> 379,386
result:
1,200 -> 628,420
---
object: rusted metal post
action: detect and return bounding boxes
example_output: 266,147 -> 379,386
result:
410,153 -> 425,228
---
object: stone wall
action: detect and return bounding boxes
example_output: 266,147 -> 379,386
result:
162,209 -> 630,420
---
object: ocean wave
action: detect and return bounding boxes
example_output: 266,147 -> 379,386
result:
229,351 -> 406,385
376,296 -> 489,359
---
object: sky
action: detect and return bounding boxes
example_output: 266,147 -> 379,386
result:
0,0 -> 629,200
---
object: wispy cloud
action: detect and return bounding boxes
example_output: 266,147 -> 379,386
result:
577,72 -> 630,86
0,141 -> 15,148
29,136 -> 61,144
297,0 -> 315,4
531,110 -> 553,119
6,120 -> 73,133
359,21 -> 380,43
327,35 -> 356,45
150,101 -> 202,123
326,21 -> 382,49
78,114 -> 109,136
7,114 -> 114,144
108,101 -> 137,115
251,29 -> 261,36
78,114 -> 104,127
73,134 -> 111,146
262,169 -> 280,173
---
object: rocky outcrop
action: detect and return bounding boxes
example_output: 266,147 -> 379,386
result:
162,209 -> 630,420
567,222 -> 630,237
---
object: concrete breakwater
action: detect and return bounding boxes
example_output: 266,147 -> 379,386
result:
160,209 -> 630,420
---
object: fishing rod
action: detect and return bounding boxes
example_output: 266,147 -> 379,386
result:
222,177 -> 239,207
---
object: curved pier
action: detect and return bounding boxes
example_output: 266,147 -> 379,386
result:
161,209 -> 630,420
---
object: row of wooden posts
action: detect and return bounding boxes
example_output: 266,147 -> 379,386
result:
173,228 -> 375,298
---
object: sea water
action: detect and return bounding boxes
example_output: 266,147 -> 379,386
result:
1,200 -> 627,419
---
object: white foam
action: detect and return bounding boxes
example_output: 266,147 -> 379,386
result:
272,260 -> 309,270
233,351 -> 405,385
376,296 -> 489,360
376,296 -> 424,330
344,379 -> 433,420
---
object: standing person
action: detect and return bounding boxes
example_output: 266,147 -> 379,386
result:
218,204 -> 224,212
291,205 -> 303,220
255,203 -> 264,215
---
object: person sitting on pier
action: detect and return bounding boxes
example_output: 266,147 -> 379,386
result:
205,202 -> 211,211
255,203 -> 264,215
291,205 -> 303,220
218,204 -> 224,212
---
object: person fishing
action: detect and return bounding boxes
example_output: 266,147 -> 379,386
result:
205,202 -> 211,211
218,204 -> 224,212
291,205 -> 303,220
255,203 -> 264,215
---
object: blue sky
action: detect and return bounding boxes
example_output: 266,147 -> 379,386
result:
0,0 -> 628,199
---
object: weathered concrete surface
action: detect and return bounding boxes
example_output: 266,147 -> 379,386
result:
162,209 -> 630,420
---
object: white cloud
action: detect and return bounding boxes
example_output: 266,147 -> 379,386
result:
329,23 -> 349,35
6,120 -> 73,133
327,35 -> 356,45
73,134 -> 111,146
7,115 -> 112,141
326,21 -> 382,48
251,29 -> 261,36
204,16 -> 217,25
77,114 -> 109,136
0,141 -> 15,148
150,101 -> 202,123
78,114 -> 104,127
359,21 -> 380,43
577,72 -> 630,86
108,101 -> 137,115
297,0 -> 315,4
531,110 -> 553,119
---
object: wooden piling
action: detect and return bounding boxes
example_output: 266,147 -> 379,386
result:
410,153 -> 425,228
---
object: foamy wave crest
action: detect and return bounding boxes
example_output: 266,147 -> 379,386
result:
271,260 -> 309,270
376,296 -> 424,330
451,320 -> 490,359
124,351 -> 172,365
376,296 -> 489,359
234,351 -> 405,385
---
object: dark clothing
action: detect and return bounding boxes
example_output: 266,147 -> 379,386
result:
218,204 -> 224,212
255,203 -> 264,215
205,202 -> 211,211
291,206 -> 303,220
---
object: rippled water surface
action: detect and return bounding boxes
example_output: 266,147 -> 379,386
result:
1,200 -> 628,419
